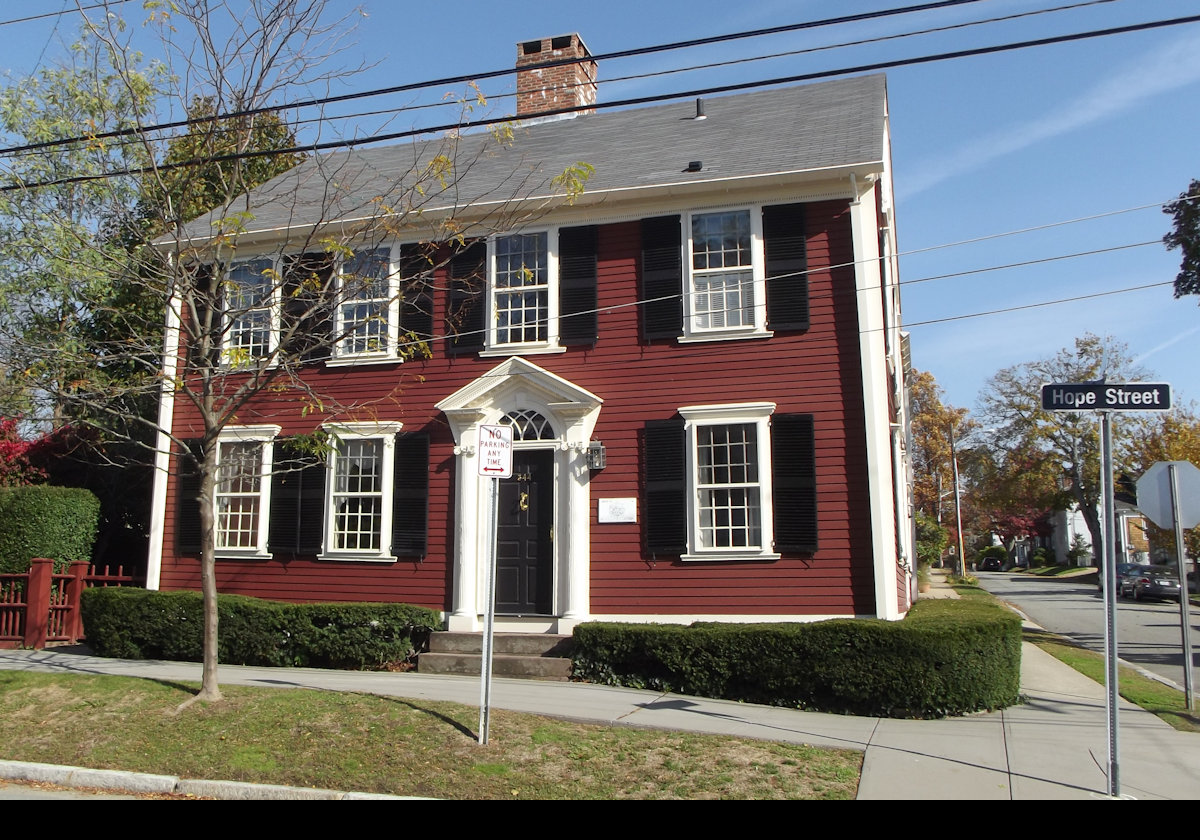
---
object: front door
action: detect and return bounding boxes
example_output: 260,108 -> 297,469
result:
495,449 -> 554,615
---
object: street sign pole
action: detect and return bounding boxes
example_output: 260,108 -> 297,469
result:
1136,459 -> 1200,713
1041,381 -> 1174,800
1168,464 -> 1196,711
475,425 -> 513,747
478,475 -> 498,746
1099,411 -> 1120,798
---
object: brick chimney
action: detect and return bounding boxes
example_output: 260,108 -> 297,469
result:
515,34 -> 597,118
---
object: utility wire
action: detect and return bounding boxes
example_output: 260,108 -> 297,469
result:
4,11 -> 1199,194
0,0 -> 133,27
4,0 -> 1119,165
0,0 -> 996,158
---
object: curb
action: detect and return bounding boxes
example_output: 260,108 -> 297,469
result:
0,759 -> 417,800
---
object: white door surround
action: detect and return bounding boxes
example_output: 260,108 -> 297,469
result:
435,357 -> 603,632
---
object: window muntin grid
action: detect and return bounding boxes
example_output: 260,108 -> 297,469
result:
690,210 -> 755,331
695,422 -> 762,549
215,441 -> 264,550
226,258 -> 274,359
331,438 -> 384,551
339,247 -> 392,355
499,409 -> 555,441
494,232 -> 548,344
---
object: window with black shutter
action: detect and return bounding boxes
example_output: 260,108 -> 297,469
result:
771,413 -> 818,554
640,216 -> 683,341
763,203 -> 810,332
643,418 -> 687,555
397,244 -> 435,357
558,225 -> 598,346
391,432 -> 430,558
281,251 -> 336,362
267,439 -> 326,556
446,240 -> 486,355
176,439 -> 203,553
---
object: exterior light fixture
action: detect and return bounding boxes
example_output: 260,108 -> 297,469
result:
586,441 -> 607,470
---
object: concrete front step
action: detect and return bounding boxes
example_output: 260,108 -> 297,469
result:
419,632 -> 574,681
428,631 -> 573,657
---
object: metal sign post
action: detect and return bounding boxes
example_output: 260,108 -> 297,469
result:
476,424 -> 512,746
1136,460 -> 1200,712
1041,380 -> 1172,799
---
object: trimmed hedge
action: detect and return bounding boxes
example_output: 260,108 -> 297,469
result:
571,599 -> 1021,718
0,486 -> 100,574
80,587 -> 441,670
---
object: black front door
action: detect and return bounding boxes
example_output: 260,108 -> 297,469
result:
495,449 -> 554,615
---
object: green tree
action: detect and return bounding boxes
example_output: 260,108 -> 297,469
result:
908,369 -> 970,524
0,1 -> 588,706
977,333 -> 1149,567
1163,179 -> 1200,302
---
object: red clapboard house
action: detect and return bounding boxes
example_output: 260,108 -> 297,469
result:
145,34 -> 916,632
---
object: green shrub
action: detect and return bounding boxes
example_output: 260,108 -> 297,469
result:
572,600 -> 1021,718
80,587 -> 441,670
0,486 -> 100,574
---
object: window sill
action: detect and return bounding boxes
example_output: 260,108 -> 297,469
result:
478,344 -> 566,358
318,553 -> 399,564
325,354 -> 404,368
215,550 -> 271,561
677,330 -> 773,345
681,551 -> 781,563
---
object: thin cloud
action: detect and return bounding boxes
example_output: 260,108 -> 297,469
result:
899,29 -> 1200,199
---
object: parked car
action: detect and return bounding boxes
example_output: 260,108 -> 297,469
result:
978,556 -> 1002,572
1100,563 -> 1142,591
1117,565 -> 1182,602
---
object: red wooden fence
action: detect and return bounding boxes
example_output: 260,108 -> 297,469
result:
0,559 -> 137,650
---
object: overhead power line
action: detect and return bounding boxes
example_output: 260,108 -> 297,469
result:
5,0 -> 1118,165
0,0 -> 134,27
0,0 -> 1041,158
4,11 -> 1199,194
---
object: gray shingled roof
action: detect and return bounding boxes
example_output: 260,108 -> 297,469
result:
177,74 -> 886,243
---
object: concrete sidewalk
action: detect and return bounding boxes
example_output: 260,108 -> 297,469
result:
1,579 -> 1198,799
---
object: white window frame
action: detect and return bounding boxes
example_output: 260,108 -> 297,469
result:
680,207 -> 770,343
331,244 -> 402,363
679,403 -> 779,562
320,421 -> 404,562
482,228 -> 564,356
213,424 -> 280,559
222,257 -> 280,364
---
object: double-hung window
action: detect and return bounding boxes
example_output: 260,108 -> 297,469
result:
682,209 -> 768,341
486,230 -> 562,354
680,403 -> 779,562
322,422 -> 403,561
336,247 -> 394,359
224,257 -> 277,362
213,425 -> 279,558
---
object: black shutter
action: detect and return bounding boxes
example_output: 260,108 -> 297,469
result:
772,413 -> 817,553
763,204 -> 810,331
176,439 -> 203,553
281,252 -> 336,362
391,432 -> 430,558
643,418 -> 687,555
267,439 -> 326,556
558,225 -> 598,346
447,240 -> 486,355
640,215 -> 682,341
398,244 -> 434,356
184,263 -> 220,371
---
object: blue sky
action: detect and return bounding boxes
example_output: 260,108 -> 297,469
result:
3,0 -> 1198,415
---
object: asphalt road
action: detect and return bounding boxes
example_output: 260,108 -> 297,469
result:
977,570 -> 1200,690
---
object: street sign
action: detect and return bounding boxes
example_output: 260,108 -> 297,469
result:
477,424 -> 513,479
1137,461 -> 1200,530
1041,382 -> 1171,412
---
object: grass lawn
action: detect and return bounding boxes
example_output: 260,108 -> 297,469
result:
0,671 -> 860,799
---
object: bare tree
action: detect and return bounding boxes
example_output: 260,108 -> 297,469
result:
0,0 -> 588,704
